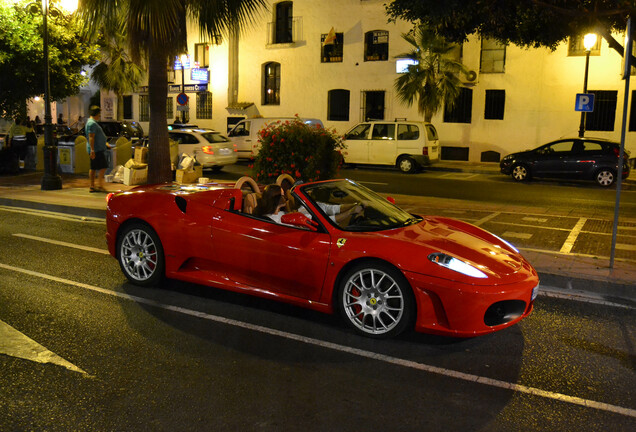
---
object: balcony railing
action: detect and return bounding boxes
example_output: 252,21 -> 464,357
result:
267,17 -> 302,46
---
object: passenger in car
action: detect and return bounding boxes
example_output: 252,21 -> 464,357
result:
254,184 -> 288,224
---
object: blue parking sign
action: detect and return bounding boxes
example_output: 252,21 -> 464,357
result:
575,93 -> 595,112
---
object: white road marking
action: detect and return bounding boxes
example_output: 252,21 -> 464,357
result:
560,218 -> 587,254
12,234 -> 110,255
0,205 -> 104,224
358,181 -> 388,186
523,217 -> 548,223
474,212 -> 500,227
503,232 -> 533,240
0,319 -> 88,375
0,261 -> 634,419
439,173 -> 480,180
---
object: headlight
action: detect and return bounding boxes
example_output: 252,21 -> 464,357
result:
428,253 -> 488,278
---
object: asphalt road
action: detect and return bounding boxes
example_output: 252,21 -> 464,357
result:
1,203 -> 635,431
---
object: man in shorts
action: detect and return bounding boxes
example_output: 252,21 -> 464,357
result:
85,106 -> 108,192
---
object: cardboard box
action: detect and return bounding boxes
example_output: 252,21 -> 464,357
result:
134,146 -> 148,164
123,166 -> 148,186
176,165 -> 203,184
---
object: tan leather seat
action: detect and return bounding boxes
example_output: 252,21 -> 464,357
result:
243,192 -> 260,214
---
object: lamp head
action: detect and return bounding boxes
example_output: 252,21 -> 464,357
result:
583,33 -> 597,51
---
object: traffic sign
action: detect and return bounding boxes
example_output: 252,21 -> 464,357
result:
575,93 -> 595,112
177,92 -> 188,106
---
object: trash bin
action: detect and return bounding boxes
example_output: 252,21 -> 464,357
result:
57,140 -> 75,173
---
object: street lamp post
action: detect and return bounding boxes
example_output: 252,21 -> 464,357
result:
25,0 -> 77,190
578,33 -> 597,138
180,54 -> 188,124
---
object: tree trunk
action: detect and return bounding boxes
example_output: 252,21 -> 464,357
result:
147,47 -> 172,184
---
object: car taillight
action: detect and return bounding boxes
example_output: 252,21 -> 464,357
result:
422,146 -> 428,156
612,147 -> 620,158
233,143 -> 238,152
202,146 -> 215,155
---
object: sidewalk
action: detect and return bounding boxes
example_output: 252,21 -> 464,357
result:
0,167 -> 634,306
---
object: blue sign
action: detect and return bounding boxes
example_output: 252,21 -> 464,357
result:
575,93 -> 595,112
176,93 -> 188,106
169,84 -> 208,93
191,68 -> 210,83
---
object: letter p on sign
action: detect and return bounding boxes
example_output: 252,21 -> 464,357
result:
575,93 -> 595,112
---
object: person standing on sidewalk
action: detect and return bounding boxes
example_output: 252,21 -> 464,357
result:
85,106 -> 108,193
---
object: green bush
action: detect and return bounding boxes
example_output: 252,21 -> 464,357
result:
252,118 -> 344,183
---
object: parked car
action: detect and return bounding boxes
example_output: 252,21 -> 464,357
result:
78,120 -> 144,142
106,177 -> 539,339
342,120 -> 440,173
168,123 -> 201,130
168,128 -> 237,171
228,117 -> 324,159
500,137 -> 631,187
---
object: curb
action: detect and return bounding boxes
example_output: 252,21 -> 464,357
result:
537,272 -> 636,306
0,197 -> 106,219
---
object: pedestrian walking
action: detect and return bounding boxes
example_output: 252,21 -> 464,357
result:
85,106 -> 108,193
7,115 -> 28,169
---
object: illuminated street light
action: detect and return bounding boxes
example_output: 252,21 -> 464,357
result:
578,33 -> 597,138
25,0 -> 78,190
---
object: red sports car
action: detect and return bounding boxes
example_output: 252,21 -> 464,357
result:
106,177 -> 539,339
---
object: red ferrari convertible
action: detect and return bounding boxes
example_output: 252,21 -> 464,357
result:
106,177 -> 539,339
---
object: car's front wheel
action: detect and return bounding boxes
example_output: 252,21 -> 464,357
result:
337,262 -> 415,338
397,156 -> 417,173
595,169 -> 615,187
117,223 -> 165,286
511,164 -> 530,181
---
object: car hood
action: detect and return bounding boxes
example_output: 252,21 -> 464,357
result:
368,217 -> 536,286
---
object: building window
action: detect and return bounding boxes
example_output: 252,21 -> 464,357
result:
166,97 -> 174,120
364,30 -> 389,61
484,90 -> 505,120
586,90 -> 617,131
321,31 -> 343,63
328,89 -> 350,121
123,95 -> 133,120
196,92 -> 213,119
480,38 -> 506,73
194,43 -> 209,68
568,35 -> 601,56
443,88 -> 473,123
139,94 -> 149,122
363,90 -> 385,120
263,62 -> 281,105
274,1 -> 293,44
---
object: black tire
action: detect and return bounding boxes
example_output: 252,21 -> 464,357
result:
337,262 -> 415,338
511,164 -> 530,181
117,222 -> 165,286
595,169 -> 615,187
397,156 -> 417,174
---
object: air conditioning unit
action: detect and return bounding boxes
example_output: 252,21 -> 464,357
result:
465,70 -> 478,82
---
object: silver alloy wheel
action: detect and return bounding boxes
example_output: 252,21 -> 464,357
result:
342,268 -> 405,336
120,228 -> 159,282
398,156 -> 416,173
596,170 -> 614,187
512,165 -> 528,181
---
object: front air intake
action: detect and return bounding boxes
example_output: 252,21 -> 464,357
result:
484,300 -> 527,326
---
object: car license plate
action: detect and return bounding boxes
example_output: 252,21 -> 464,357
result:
220,148 -> 231,155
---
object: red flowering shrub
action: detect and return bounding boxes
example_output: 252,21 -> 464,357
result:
253,118 -> 344,182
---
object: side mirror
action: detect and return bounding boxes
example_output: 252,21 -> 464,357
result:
386,196 -> 396,204
281,212 -> 319,231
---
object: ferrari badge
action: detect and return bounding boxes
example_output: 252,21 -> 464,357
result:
337,238 -> 347,248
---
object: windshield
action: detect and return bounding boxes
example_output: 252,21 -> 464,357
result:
201,132 -> 230,143
299,179 -> 421,231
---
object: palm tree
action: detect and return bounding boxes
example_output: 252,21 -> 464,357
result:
394,25 -> 469,122
79,0 -> 266,183
91,25 -> 145,121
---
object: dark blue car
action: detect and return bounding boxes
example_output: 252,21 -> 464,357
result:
500,138 -> 631,187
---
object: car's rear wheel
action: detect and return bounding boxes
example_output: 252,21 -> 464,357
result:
595,169 -> 615,187
337,262 -> 414,338
397,156 -> 417,173
117,223 -> 165,286
511,164 -> 529,181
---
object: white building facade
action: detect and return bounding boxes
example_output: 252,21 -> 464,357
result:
112,0 -> 636,161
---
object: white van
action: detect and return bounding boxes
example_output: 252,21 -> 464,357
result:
228,117 -> 323,159
343,120 -> 440,173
